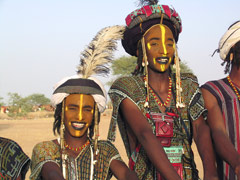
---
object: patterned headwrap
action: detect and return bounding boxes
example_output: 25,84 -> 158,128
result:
218,21 -> 240,60
122,4 -> 182,56
51,74 -> 107,113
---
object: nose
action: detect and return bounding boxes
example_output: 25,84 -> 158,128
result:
158,42 -> 167,56
78,109 -> 84,121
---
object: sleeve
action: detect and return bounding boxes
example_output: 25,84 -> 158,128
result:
108,76 -> 145,142
182,74 -> 207,121
97,141 -> 123,179
30,141 -> 61,180
0,137 -> 30,180
181,74 -> 207,121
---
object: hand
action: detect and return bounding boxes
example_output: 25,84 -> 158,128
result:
234,164 -> 240,180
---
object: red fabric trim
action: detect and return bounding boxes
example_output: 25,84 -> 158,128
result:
233,100 -> 240,153
128,144 -> 141,170
162,5 -> 171,19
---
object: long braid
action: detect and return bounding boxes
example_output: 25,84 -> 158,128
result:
132,42 -> 144,75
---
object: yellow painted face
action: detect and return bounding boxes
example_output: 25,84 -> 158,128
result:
64,94 -> 94,138
144,24 -> 175,72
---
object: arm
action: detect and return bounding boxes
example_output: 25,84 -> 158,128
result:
192,115 -> 218,180
110,159 -> 139,180
120,98 -> 181,180
41,162 -> 64,180
202,88 -> 240,178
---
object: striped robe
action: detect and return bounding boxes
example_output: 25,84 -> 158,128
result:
202,78 -> 240,180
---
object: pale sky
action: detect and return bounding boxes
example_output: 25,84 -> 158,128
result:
0,0 -> 239,102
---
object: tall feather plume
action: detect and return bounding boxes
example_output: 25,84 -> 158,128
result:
77,25 -> 125,78
137,0 -> 158,6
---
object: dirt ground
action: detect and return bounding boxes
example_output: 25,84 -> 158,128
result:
0,111 -> 203,179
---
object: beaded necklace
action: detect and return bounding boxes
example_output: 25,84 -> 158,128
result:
145,76 -> 172,107
65,140 -> 90,152
227,75 -> 240,101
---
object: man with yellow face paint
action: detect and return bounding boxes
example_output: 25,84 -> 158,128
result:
29,25 -> 138,180
30,76 -> 138,180
107,0 -> 218,179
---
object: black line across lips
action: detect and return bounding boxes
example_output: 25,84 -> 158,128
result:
156,57 -> 169,64
71,121 -> 86,130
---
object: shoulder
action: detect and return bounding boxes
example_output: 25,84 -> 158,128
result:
109,76 -> 144,98
0,137 -> 20,148
180,73 -> 198,84
97,140 -> 118,151
110,76 -> 140,90
97,140 -> 122,161
0,137 -> 29,159
201,79 -> 222,89
32,140 -> 60,159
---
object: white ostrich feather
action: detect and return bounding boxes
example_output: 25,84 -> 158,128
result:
77,25 -> 125,78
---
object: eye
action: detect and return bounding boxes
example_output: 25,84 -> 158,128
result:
151,42 -> 159,46
68,106 -> 77,111
83,108 -> 93,112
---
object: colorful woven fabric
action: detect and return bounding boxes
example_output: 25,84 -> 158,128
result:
30,140 -> 122,180
202,78 -> 240,180
125,4 -> 182,32
0,137 -> 30,180
108,73 -> 207,180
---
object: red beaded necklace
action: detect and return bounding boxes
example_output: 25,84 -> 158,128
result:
146,77 -> 172,107
65,140 -> 90,152
227,75 -> 240,101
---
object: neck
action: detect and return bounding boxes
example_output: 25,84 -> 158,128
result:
229,66 -> 240,86
147,68 -> 170,93
64,131 -> 88,148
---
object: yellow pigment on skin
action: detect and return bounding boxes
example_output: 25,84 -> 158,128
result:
160,25 -> 167,55
147,43 -> 151,50
79,94 -> 83,120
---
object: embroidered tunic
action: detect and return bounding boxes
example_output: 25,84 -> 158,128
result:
202,78 -> 240,180
108,73 -> 207,180
30,140 -> 122,180
0,137 -> 30,180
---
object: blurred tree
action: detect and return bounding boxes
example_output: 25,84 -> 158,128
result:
107,56 -> 137,86
0,97 -> 4,106
6,93 -> 50,117
7,93 -> 31,117
25,94 -> 50,106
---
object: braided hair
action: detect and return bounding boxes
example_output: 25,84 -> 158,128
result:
222,41 -> 240,74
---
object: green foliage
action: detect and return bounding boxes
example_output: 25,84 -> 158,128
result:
171,61 -> 194,74
112,56 -> 137,76
7,93 -> 50,117
0,97 -> 4,106
25,93 -> 50,106
107,56 -> 137,86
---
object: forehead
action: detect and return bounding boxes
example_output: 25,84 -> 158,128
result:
144,24 -> 174,39
65,94 -> 95,105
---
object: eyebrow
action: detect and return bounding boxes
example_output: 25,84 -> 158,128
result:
149,37 -> 174,42
68,104 -> 79,108
68,104 -> 93,109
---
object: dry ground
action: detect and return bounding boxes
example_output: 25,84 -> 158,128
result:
0,110 -> 203,179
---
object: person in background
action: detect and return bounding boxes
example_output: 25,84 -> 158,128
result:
201,20 -> 240,180
0,137 -> 30,180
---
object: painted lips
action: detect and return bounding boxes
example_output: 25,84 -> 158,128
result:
156,57 -> 169,64
71,122 -> 86,130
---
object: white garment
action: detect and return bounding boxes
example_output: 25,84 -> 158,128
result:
51,74 -> 107,113
219,21 -> 240,60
